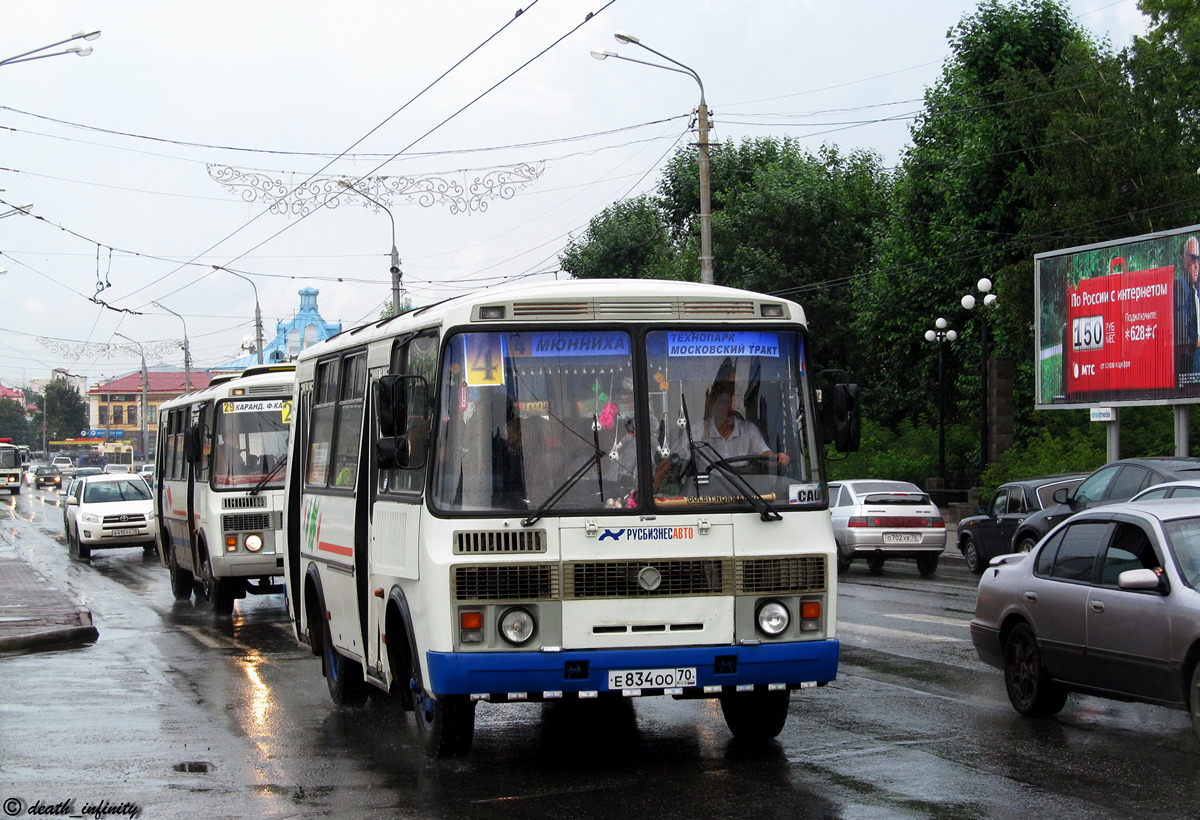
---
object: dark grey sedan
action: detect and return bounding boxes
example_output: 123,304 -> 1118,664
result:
970,501 -> 1200,742
956,473 -> 1087,573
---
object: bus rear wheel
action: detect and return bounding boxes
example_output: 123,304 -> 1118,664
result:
322,617 -> 368,706
719,689 -> 790,742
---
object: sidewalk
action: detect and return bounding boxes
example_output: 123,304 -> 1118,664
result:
0,556 -> 98,652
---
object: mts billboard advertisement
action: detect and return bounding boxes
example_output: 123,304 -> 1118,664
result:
1035,224 -> 1200,408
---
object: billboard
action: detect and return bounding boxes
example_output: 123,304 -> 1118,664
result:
1035,224 -> 1200,408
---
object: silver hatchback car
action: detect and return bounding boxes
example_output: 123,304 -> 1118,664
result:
971,501 -> 1200,742
828,479 -> 946,576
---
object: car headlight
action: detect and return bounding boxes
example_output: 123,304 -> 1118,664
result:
498,607 -> 536,646
245,534 -> 264,552
80,513 -> 101,524
756,600 -> 790,636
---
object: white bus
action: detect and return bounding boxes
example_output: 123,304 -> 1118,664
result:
155,364 -> 295,614
0,439 -> 22,494
284,279 -> 858,757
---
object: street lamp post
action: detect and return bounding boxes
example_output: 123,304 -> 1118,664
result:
0,31 -> 100,67
924,318 -> 958,482
150,301 -> 191,391
337,180 -> 403,314
114,333 -> 149,460
961,278 -> 997,471
591,33 -> 712,285
213,267 -> 264,364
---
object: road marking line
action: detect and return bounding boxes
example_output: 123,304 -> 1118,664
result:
883,613 -> 972,627
837,622 -> 962,643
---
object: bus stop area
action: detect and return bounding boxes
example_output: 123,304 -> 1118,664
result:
0,554 -> 97,652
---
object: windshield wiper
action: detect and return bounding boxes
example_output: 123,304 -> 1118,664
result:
521,447 -> 606,528
250,454 -> 287,496
689,442 -> 783,522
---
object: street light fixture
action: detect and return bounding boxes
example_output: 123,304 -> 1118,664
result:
591,32 -> 713,285
113,332 -> 150,460
924,318 -> 958,482
961,278 -> 997,471
215,267 -> 265,365
150,301 -> 192,392
337,180 -> 403,315
0,31 -> 100,67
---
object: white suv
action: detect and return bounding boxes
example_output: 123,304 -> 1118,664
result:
63,473 -> 156,560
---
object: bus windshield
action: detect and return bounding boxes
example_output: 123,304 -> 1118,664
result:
212,399 -> 290,489
429,327 -> 825,515
0,448 -> 19,469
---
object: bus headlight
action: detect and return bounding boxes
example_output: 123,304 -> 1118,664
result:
245,534 -> 264,552
499,607 -> 536,646
755,600 -> 790,636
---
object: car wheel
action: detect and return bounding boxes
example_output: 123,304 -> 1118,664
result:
836,553 -> 850,573
1003,623 -> 1068,717
1016,536 -> 1038,553
1190,663 -> 1200,745
915,553 -> 939,578
719,689 -> 790,742
962,536 -> 983,574
73,526 -> 91,561
867,556 -> 885,574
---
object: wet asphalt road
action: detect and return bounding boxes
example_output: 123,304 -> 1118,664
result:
2,486 -> 1200,819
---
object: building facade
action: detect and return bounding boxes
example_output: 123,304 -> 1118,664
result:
88,367 -> 213,458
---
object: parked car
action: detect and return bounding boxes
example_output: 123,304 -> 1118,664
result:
956,473 -> 1088,574
1009,457 -> 1200,554
971,500 -> 1200,741
1131,480 -> 1200,501
62,473 -> 157,560
828,479 -> 946,576
31,465 -> 62,490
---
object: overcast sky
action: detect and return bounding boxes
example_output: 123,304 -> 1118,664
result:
0,0 -> 1149,389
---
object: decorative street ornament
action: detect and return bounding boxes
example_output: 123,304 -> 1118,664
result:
36,337 -> 182,360
206,162 -> 545,217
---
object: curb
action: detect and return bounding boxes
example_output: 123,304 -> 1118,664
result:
0,608 -> 99,653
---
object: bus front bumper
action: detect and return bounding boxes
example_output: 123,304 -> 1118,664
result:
426,639 -> 839,700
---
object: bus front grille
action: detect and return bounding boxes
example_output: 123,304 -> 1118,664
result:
564,559 -> 733,599
454,529 -> 546,555
223,511 -> 281,533
736,556 -> 826,593
453,563 -> 558,602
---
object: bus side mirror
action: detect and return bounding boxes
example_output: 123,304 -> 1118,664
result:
834,383 -> 861,453
183,425 -> 202,464
375,374 -> 430,471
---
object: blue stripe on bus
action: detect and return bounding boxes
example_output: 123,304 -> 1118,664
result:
426,639 -> 839,695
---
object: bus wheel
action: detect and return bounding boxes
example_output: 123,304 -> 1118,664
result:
411,653 -> 475,758
198,550 -> 234,616
719,689 -> 789,742
168,548 -> 194,601
322,617 -> 367,706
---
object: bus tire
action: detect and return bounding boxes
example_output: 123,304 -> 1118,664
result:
719,689 -> 789,742
10,486 -> 19,495
168,547 -> 194,601
322,617 -> 368,706
198,547 -> 235,616
409,647 -> 475,758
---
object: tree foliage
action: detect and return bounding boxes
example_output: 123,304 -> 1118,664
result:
0,398 -> 29,445
557,0 -> 1200,488
37,379 -> 89,444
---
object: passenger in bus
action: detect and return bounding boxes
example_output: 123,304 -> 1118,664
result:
334,455 -> 356,488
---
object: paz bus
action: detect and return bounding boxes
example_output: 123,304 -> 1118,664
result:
154,365 -> 295,614
284,279 -> 859,757
0,439 -> 22,494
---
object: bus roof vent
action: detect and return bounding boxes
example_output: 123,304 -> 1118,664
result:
595,301 -> 675,317
509,301 -> 589,318
454,529 -> 546,555
680,300 -> 757,316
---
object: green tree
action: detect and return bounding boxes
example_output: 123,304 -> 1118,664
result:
0,397 -> 29,445
560,196 -> 676,280
39,379 -> 88,444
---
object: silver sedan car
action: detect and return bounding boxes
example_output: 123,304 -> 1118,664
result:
828,479 -> 946,576
971,500 -> 1200,741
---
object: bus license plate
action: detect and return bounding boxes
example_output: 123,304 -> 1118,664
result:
608,667 -> 697,690
883,533 -> 921,543
113,528 -> 137,537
